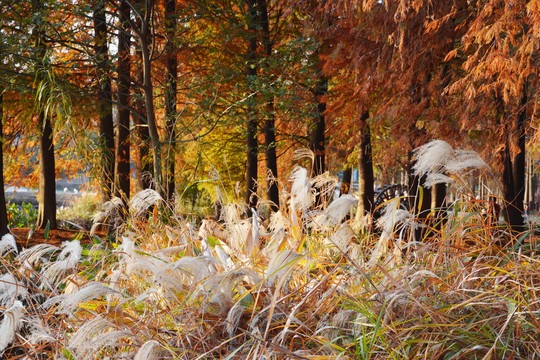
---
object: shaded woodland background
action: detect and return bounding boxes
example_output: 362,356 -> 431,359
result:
0,0 -> 539,235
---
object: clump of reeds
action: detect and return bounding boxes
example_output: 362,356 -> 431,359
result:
0,141 -> 538,359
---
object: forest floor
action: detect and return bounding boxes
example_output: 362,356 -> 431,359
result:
11,227 -> 107,248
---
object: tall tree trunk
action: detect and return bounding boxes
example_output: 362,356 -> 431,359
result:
407,151 -> 431,241
264,102 -> 279,211
115,0 -> 131,202
0,94 -> 9,236
357,111 -> 374,217
93,0 -> 115,203
431,183 -> 447,230
37,113 -> 57,229
310,74 -> 327,177
33,0 -> 57,230
310,73 -> 327,207
501,140 -> 522,231
500,92 -> 527,234
245,0 -> 258,209
133,45 -> 152,192
137,0 -> 164,197
164,0 -> 177,202
510,92 -> 527,233
258,0 -> 279,211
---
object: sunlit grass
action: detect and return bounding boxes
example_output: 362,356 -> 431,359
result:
0,151 -> 539,359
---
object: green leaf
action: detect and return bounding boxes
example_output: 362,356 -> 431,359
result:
239,294 -> 254,307
44,220 -> 50,240
207,235 -> 219,247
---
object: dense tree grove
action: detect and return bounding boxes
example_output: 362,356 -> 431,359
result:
0,0 -> 538,234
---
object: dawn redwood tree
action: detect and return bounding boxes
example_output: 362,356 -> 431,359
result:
115,0 -> 131,202
288,0 -> 376,210
33,0 -> 57,230
129,0 -> 153,193
245,0 -> 259,209
257,0 -> 280,211
375,1 -> 465,222
93,0 -> 115,203
132,42 -> 153,192
310,70 -> 327,178
444,0 -> 540,233
357,111 -> 374,217
129,0 -> 165,198
164,0 -> 178,201
0,94 -> 9,236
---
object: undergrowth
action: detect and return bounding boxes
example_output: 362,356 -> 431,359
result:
0,141 -> 538,359
7,202 -> 38,228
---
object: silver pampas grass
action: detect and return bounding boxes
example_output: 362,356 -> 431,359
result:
134,340 -> 161,360
0,301 -> 24,354
412,140 -> 487,186
0,234 -> 18,256
129,189 -> 163,217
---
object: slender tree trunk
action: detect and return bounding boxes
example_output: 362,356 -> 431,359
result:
357,111 -> 374,216
501,140 -> 522,230
509,92 -> 527,233
310,75 -> 327,177
264,102 -> 279,211
137,0 -> 164,197
431,183 -> 447,230
258,0 -> 279,211
499,92 -> 527,234
133,45 -> 152,192
310,72 -> 327,207
37,113 -> 57,229
407,151 -> 431,241
0,94 -> 9,236
115,0 -> 131,202
93,0 -> 115,203
33,0 -> 57,230
245,0 -> 258,209
164,0 -> 177,202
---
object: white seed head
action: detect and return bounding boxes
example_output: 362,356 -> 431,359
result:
134,340 -> 161,360
129,189 -> 162,217
0,234 -> 18,256
289,166 -> 313,212
0,301 -> 24,354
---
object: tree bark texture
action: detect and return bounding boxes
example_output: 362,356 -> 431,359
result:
138,0 -> 164,197
115,0 -> 131,202
37,113 -> 57,229
93,0 -> 115,203
245,0 -> 258,209
310,75 -> 327,177
164,0 -> 177,202
258,0 -> 279,211
357,111 -> 374,216
430,183 -> 447,231
310,73 -> 327,207
509,92 -> 527,233
407,151 -> 431,241
500,140 -> 523,232
133,44 -> 153,192
33,0 -> 57,230
0,94 -> 9,236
